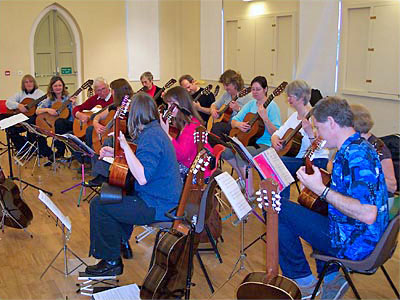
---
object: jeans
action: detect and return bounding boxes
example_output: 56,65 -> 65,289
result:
280,157 -> 328,201
278,199 -> 340,279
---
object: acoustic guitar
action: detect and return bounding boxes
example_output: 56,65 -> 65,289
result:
297,138 -> 330,216
236,179 -> 301,299
193,84 -> 212,103
140,128 -> 210,300
5,94 -> 48,117
0,167 -> 33,229
153,78 -> 177,104
212,86 -> 252,124
36,79 -> 93,132
277,109 -> 313,157
108,95 -> 137,189
72,104 -> 112,138
230,82 -> 288,146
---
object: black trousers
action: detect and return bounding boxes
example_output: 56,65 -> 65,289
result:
4,114 -> 37,151
54,118 -> 73,155
89,194 -> 156,260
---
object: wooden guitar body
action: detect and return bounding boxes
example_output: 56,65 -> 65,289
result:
277,129 -> 303,157
140,229 -> 191,299
298,169 -> 330,215
0,179 -> 33,228
5,98 -> 36,117
36,101 -> 70,132
229,112 -> 265,146
108,143 -> 137,189
92,110 -> 116,154
72,111 -> 94,138
237,272 -> 302,299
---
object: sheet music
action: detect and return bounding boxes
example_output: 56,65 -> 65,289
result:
92,283 -> 140,300
60,133 -> 95,156
38,190 -> 71,231
262,148 -> 295,187
0,113 -> 29,130
102,157 -> 114,164
215,172 -> 252,221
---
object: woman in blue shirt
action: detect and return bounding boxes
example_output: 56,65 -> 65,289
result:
85,92 -> 182,276
222,76 -> 281,196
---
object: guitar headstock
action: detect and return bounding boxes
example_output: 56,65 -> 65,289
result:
164,78 -> 177,89
238,86 -> 252,98
193,126 -> 208,153
190,149 -> 211,186
203,84 -> 213,96
82,79 -> 94,90
272,81 -> 288,97
117,95 -> 132,120
305,137 -> 326,161
213,85 -> 220,98
161,103 -> 177,123
256,179 -> 281,214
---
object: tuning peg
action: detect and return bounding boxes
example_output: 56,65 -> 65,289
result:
258,203 -> 263,209
256,197 -> 262,202
201,167 -> 205,171
255,190 -> 261,196
193,169 -> 198,174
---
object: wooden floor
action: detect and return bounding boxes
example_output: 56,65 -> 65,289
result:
0,132 -> 398,300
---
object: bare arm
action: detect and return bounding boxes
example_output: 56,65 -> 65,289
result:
381,158 -> 397,194
297,165 -> 378,225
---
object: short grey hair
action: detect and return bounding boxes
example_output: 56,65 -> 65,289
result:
313,96 -> 354,128
285,80 -> 311,105
94,77 -> 108,89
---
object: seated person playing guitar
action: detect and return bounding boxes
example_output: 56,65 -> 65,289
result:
4,74 -> 45,152
222,76 -> 281,197
160,86 -> 214,182
84,92 -> 183,276
271,80 -> 328,201
179,74 -> 215,123
209,70 -> 252,141
351,104 -> 397,195
279,96 -> 389,299
140,71 -> 163,107
36,76 -> 76,162
72,77 -> 113,150
89,78 -> 134,186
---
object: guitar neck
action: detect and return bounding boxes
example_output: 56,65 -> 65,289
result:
27,94 -> 47,109
56,87 -> 84,114
90,104 -> 111,120
284,109 -> 313,143
153,88 -> 164,101
265,196 -> 279,282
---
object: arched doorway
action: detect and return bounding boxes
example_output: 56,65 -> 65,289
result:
30,4 -> 81,96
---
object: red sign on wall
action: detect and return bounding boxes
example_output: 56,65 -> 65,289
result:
5,70 -> 11,76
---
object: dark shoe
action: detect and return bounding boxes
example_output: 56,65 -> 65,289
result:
85,258 -> 123,276
120,241 -> 133,259
85,175 -> 108,187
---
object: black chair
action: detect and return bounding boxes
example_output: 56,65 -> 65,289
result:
311,214 -> 400,299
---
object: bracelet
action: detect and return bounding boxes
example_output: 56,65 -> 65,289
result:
319,187 -> 330,202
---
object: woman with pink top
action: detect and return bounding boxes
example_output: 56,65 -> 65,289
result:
160,86 -> 213,181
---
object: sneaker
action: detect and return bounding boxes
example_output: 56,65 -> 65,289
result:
298,279 -> 321,300
321,273 -> 349,300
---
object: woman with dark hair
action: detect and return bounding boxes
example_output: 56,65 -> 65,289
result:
85,92 -> 182,276
36,76 -> 76,161
160,86 -> 213,181
222,76 -> 281,196
4,74 -> 45,152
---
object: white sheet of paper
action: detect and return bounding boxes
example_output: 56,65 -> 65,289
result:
38,190 -> 71,231
0,113 -> 29,130
92,283 -> 140,300
215,172 -> 252,220
102,157 -> 114,164
264,148 -> 295,187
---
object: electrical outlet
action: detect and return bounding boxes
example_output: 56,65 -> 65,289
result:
17,70 -> 23,76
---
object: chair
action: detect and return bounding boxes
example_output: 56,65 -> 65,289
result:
380,134 -> 400,193
310,214 -> 400,299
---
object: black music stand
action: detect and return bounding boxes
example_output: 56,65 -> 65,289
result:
0,115 -> 52,196
221,135 -> 268,279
